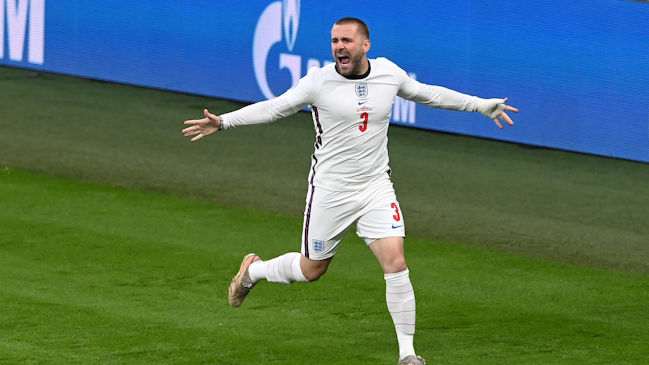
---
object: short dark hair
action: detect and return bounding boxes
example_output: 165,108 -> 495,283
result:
334,17 -> 370,39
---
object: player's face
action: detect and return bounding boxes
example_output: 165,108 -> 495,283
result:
331,23 -> 370,77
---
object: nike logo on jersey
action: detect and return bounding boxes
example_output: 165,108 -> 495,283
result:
358,101 -> 368,105
392,225 -> 402,229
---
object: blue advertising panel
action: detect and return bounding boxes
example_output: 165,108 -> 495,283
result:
2,0 -> 648,162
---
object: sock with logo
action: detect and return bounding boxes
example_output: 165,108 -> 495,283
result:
385,269 -> 417,360
248,252 -> 307,284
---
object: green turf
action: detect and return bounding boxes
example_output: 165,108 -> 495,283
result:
1,66 -> 648,274
2,169 -> 648,364
1,65 -> 649,363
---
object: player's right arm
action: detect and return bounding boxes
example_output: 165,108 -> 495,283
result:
182,70 -> 317,142
182,108 -> 222,142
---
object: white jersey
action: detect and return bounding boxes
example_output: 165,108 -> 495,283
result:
221,57 -> 483,191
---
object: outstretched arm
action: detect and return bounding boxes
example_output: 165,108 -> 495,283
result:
181,68 -> 316,142
181,94 -> 304,142
397,71 -> 518,129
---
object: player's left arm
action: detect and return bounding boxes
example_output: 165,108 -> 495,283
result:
397,69 -> 518,129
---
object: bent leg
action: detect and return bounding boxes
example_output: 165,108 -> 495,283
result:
230,252 -> 331,308
300,255 -> 332,282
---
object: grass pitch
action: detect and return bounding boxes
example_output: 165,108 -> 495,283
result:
1,66 -> 649,363
2,170 -> 648,364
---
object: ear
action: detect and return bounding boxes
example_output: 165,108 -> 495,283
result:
363,39 -> 371,54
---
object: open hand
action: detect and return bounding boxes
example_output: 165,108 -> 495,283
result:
182,109 -> 221,142
477,97 -> 519,129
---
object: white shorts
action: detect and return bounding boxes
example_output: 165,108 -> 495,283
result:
301,176 -> 405,260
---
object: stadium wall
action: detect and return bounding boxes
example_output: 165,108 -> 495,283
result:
2,0 -> 648,163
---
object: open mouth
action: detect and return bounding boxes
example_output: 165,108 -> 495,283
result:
337,55 -> 351,65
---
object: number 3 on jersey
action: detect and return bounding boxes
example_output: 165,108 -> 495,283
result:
359,112 -> 368,132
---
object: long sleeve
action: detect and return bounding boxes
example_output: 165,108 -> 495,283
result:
220,94 -> 302,129
397,73 -> 480,113
220,69 -> 317,129
394,62 -> 506,120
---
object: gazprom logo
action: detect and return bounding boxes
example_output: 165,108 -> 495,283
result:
282,0 -> 298,52
0,0 -> 45,64
253,0 -> 331,100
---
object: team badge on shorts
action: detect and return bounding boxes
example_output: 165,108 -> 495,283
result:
355,83 -> 368,98
312,239 -> 325,253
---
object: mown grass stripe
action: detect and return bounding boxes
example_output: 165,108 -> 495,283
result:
1,169 -> 648,363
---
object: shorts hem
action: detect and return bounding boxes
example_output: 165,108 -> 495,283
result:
361,234 -> 406,246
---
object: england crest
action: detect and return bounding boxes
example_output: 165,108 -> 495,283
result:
312,239 -> 325,253
355,83 -> 368,98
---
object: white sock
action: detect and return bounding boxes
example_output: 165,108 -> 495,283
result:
248,252 -> 307,284
385,269 -> 416,360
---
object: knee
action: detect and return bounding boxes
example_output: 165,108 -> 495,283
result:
385,256 -> 408,274
303,264 -> 328,282
300,256 -> 332,282
369,237 -> 408,274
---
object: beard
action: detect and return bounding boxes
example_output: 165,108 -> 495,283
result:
335,49 -> 367,76
347,51 -> 366,75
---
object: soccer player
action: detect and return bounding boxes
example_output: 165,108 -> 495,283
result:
183,17 -> 518,365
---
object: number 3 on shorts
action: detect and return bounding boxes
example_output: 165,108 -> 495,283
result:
391,202 -> 401,222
